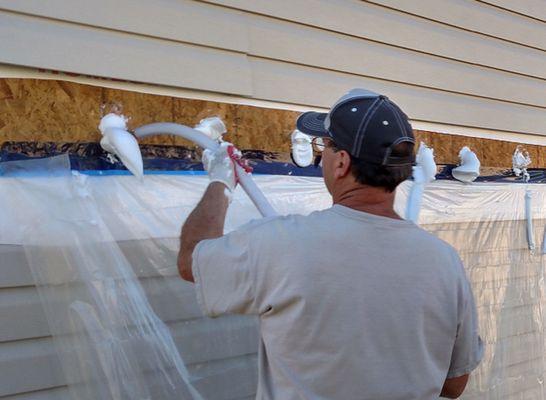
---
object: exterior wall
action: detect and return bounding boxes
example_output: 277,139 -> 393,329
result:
1,2 -> 546,398
0,0 -> 545,140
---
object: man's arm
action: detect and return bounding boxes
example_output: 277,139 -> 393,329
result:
178,182 -> 229,282
440,374 -> 469,399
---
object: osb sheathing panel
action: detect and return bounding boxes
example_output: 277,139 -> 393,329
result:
0,79 -> 102,142
0,78 -> 544,167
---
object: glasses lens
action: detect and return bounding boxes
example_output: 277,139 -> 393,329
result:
312,137 -> 325,152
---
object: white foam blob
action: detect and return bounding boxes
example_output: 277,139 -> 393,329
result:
415,142 -> 436,182
452,146 -> 480,183
290,129 -> 313,167
194,117 -> 227,141
98,113 -> 143,180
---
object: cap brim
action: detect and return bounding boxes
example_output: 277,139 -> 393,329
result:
296,112 -> 329,137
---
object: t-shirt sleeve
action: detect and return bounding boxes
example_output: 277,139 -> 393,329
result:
447,256 -> 485,378
191,220 -> 268,317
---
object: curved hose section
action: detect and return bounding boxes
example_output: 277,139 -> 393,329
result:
134,123 -> 277,217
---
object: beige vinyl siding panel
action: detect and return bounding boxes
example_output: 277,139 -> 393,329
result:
480,0 -> 546,22
0,278 -> 206,343
367,0 -> 546,50
246,15 -> 546,108
0,318 -> 258,398
0,0 -> 249,53
0,337 -> 66,397
0,11 -> 252,96
0,287 -> 49,342
207,0 -> 546,79
1,1 -> 546,137
0,245 -> 33,288
3,3 -> 546,109
250,58 -> 546,135
0,242 -> 259,399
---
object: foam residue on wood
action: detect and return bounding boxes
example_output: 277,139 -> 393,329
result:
0,78 -> 543,168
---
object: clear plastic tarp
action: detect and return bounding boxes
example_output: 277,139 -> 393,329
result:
1,155 -> 546,399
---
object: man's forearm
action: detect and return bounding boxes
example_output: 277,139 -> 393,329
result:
440,374 -> 469,398
178,182 -> 230,282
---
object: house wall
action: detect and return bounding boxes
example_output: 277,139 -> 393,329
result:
1,2 -> 546,398
0,0 -> 545,139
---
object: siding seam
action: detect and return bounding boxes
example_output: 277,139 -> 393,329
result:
476,0 -> 546,23
0,8 -> 248,56
2,4 -> 546,86
194,0 -> 546,81
248,55 -> 546,111
362,0 -> 546,53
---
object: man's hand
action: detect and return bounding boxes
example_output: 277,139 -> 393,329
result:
202,142 -> 237,192
202,142 -> 252,193
178,142 -> 251,282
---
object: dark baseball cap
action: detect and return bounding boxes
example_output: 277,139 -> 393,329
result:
296,89 -> 415,166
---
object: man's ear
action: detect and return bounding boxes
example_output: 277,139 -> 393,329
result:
334,150 -> 352,179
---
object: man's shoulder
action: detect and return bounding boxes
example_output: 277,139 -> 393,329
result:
409,224 -> 453,246
408,225 -> 466,276
410,225 -> 460,256
234,210 -> 326,234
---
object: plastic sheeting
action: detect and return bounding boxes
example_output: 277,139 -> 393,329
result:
397,181 -> 546,399
1,155 -> 546,399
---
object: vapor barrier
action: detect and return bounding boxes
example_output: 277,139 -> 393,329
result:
0,155 -> 329,400
397,181 -> 546,400
1,155 -> 546,399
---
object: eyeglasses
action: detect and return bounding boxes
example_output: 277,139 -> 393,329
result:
311,137 -> 335,153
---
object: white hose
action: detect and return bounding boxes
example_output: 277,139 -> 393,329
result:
134,123 -> 278,217
525,188 -> 535,251
405,165 -> 427,224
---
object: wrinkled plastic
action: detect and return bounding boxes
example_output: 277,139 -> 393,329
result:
2,156 -> 546,399
0,155 -> 328,400
397,180 -> 546,399
2,156 -> 202,399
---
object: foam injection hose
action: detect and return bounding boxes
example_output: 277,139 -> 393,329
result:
525,188 -> 535,251
405,166 -> 425,224
134,123 -> 278,217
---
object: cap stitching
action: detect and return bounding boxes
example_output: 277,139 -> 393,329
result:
386,102 -> 412,138
352,97 -> 383,155
391,137 -> 415,146
329,94 -> 377,119
385,102 -> 406,138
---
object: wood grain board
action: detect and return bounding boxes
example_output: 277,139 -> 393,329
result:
0,78 -> 543,167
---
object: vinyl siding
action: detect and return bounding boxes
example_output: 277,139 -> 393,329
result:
0,242 -> 259,399
0,0 -> 545,138
1,2 -> 546,398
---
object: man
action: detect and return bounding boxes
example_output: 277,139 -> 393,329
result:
178,89 -> 483,399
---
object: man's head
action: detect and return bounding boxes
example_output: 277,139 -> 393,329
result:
296,89 -> 415,195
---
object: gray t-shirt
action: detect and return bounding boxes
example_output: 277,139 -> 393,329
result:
192,205 -> 483,400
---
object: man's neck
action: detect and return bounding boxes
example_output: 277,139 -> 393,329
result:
333,186 -> 401,220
